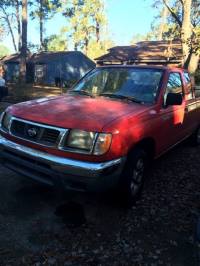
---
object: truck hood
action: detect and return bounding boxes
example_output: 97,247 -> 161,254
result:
8,95 -> 149,132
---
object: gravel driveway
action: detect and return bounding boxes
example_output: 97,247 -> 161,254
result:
0,102 -> 200,265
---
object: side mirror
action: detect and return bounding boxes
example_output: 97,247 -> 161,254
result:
166,93 -> 183,106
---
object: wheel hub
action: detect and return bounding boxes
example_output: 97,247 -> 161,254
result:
130,158 -> 145,196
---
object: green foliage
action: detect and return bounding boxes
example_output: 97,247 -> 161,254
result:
29,0 -> 61,49
29,0 -> 61,21
0,0 -> 110,59
44,33 -> 68,51
63,0 -> 107,57
0,44 -> 9,57
27,42 -> 40,52
152,0 -> 200,41
86,39 -> 114,59
131,33 -> 154,44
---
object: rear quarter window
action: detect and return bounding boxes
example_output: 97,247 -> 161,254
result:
166,72 -> 183,94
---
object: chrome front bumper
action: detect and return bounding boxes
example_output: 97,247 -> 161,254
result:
0,134 -> 126,191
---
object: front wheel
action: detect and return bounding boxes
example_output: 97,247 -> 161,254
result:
119,148 -> 148,207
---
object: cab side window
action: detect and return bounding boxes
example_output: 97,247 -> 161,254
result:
166,73 -> 183,94
164,72 -> 183,105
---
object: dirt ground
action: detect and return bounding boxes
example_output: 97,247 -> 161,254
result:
4,84 -> 64,104
0,101 -> 200,265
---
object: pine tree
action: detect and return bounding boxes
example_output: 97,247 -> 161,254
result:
63,0 -> 107,57
30,0 -> 61,50
19,0 -> 27,83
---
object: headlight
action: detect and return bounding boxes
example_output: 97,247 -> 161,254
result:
64,130 -> 112,155
1,112 -> 12,131
93,133 -> 112,155
66,129 -> 96,152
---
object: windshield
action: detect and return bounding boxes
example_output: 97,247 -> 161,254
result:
71,67 -> 163,104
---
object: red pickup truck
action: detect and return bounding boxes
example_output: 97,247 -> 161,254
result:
0,65 -> 200,205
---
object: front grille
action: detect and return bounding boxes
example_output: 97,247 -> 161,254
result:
10,118 -> 64,147
11,120 -> 42,141
12,120 -> 26,135
40,128 -> 60,144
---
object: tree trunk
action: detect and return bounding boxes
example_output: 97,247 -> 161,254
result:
96,21 -> 100,43
39,0 -> 44,51
40,15 -> 44,50
16,0 -> 21,51
85,37 -> 88,55
181,0 -> 192,67
74,25 -> 78,50
19,0 -> 28,83
74,43 -> 78,51
188,53 -> 199,73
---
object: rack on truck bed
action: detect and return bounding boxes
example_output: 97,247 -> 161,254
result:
95,40 -> 184,67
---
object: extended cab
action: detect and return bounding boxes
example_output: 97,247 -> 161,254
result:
0,65 -> 200,205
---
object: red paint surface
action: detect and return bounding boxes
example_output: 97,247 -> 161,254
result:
3,66 -> 200,162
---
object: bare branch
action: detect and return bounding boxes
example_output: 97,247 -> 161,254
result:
0,5 -> 17,51
179,0 -> 184,6
163,0 -> 182,27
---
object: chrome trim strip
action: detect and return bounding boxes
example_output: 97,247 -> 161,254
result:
0,134 -> 124,178
11,116 -> 67,131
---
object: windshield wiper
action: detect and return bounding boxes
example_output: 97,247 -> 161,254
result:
70,90 -> 94,98
99,93 -> 142,104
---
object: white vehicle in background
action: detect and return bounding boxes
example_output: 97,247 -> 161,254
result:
0,77 -> 8,101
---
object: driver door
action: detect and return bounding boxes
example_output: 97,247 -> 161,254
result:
159,72 -> 186,151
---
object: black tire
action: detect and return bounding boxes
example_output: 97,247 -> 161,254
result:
119,148 -> 148,207
191,126 -> 200,146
